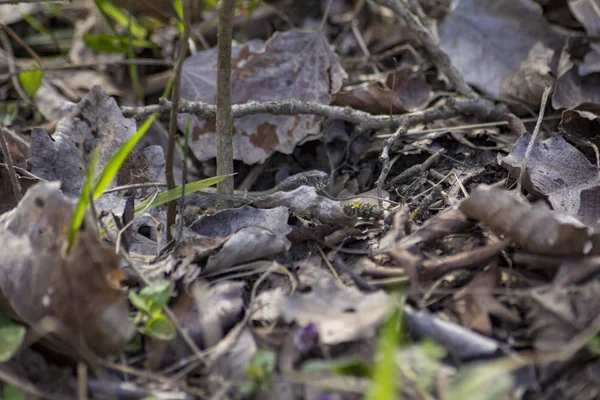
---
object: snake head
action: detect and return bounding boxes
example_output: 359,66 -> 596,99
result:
277,170 -> 330,192
300,170 -> 329,190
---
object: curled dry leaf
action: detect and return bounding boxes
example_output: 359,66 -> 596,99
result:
281,278 -> 389,345
179,29 -> 347,164
439,0 -> 563,98
451,269 -> 521,335
333,68 -> 432,114
499,132 -> 600,226
568,0 -> 600,38
28,86 -> 165,213
0,182 -> 134,358
559,105 -> 600,146
190,206 -> 292,274
499,42 -> 555,108
553,44 -> 600,109
526,281 -> 600,371
459,185 -> 595,256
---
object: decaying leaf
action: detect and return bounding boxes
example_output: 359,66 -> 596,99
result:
0,165 -> 40,215
451,269 -> 520,335
146,281 -> 246,370
459,185 -> 596,256
281,278 -> 389,345
559,105 -> 600,145
553,45 -> 600,109
526,281 -> 600,365
568,0 -> 600,37
499,42 -> 555,108
499,133 -> 600,227
0,182 -> 135,358
28,86 -> 165,214
333,68 -> 431,114
439,0 -> 563,98
179,29 -> 347,164
190,206 -> 292,274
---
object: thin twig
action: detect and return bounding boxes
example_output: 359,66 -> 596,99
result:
517,84 -> 553,192
0,126 -> 22,202
165,0 -> 191,241
215,0 -> 237,208
375,0 -> 475,98
0,28 -> 30,103
0,20 -> 44,68
122,96 -> 505,133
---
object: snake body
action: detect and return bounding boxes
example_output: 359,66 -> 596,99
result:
184,170 -> 329,209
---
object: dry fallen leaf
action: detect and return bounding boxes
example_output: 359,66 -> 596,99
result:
0,182 -> 135,358
451,269 -> 521,335
333,68 -> 431,114
281,278 -> 389,345
459,185 -> 595,256
499,133 -> 600,227
499,42 -> 555,108
179,29 -> 347,164
439,0 -> 563,98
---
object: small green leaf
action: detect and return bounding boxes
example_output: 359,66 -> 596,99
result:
0,321 -> 26,362
18,69 -> 43,98
144,314 -> 176,340
139,280 -> 173,312
128,291 -> 152,315
587,336 -> 600,355
246,349 -> 276,381
2,384 -> 25,400
124,332 -> 143,353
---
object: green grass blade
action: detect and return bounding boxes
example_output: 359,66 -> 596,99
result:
366,305 -> 403,400
92,114 -> 156,200
134,175 -> 228,215
64,146 -> 101,255
93,0 -> 147,39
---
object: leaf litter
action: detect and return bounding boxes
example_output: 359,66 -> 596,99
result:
2,1 -> 600,399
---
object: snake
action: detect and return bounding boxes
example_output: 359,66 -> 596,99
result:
184,170 -> 329,209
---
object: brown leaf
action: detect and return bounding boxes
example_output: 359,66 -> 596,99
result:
499,42 -> 555,108
499,132 -> 600,227
451,269 -> 520,335
180,29 -> 347,164
281,278 -> 389,345
146,281 -> 245,370
553,44 -> 600,109
0,182 -> 135,358
459,185 -> 595,256
439,0 -> 564,98
333,68 -> 431,114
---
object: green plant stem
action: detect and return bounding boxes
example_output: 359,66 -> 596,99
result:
215,0 -> 236,208
165,0 -> 191,242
